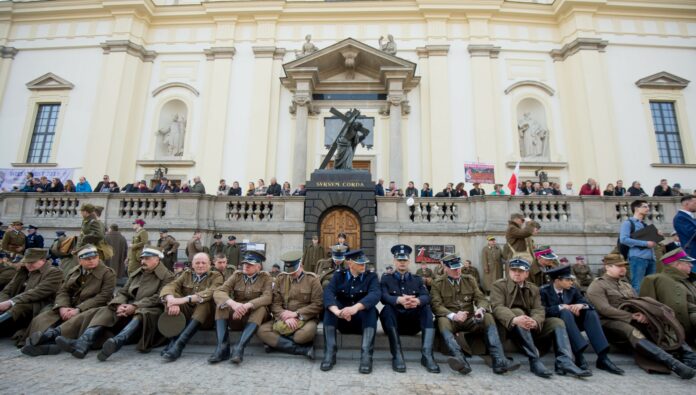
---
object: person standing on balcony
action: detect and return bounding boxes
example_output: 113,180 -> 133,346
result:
75,177 -> 92,193
627,181 -> 647,197
190,176 -> 206,194
579,178 -> 600,196
404,181 -> 419,197
469,182 -> 485,196
652,179 -> 673,197
266,178 -> 282,197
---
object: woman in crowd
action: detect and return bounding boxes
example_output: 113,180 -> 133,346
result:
282,181 -> 292,196
420,183 -> 432,197
228,181 -> 242,196
603,183 -> 615,196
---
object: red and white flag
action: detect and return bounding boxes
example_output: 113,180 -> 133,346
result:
507,162 -> 520,195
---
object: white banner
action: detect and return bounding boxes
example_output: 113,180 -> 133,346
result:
0,168 -> 76,192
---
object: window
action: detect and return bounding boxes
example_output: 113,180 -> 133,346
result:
650,101 -> 684,164
26,104 -> 60,163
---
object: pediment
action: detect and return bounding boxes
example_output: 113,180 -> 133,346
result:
635,71 -> 689,90
26,73 -> 74,91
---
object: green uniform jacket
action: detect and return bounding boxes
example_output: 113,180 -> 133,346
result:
571,263 -> 594,292
214,271 -> 273,307
302,244 -> 325,274
315,258 -> 340,288
0,263 -> 17,291
461,267 -> 482,289
271,272 -> 323,321
503,221 -> 534,259
0,263 -> 63,317
415,267 -> 436,287
482,244 -> 504,291
2,230 -> 26,254
160,269 -> 223,302
127,229 -> 149,274
586,275 -> 635,324
224,244 -> 241,269
431,274 -> 488,317
640,266 -> 696,337
209,242 -> 226,259
489,277 -> 545,329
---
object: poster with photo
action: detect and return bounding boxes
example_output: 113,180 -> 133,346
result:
415,245 -> 455,263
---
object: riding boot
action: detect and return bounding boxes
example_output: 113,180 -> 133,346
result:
553,327 -> 592,377
320,326 -> 337,371
207,319 -> 230,363
485,324 -> 520,374
98,318 -> 142,361
358,327 -> 376,374
636,339 -> 696,379
385,326 -> 406,372
20,344 -> 62,357
162,320 -> 200,361
512,326 -> 551,378
596,350 -> 624,375
29,326 -> 61,346
56,326 -> 103,359
274,336 -> 314,360
230,323 -> 258,364
420,328 -> 440,373
677,343 -> 696,370
441,329 -> 472,375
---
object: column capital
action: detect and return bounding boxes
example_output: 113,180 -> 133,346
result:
416,45 -> 450,58
100,40 -> 157,62
0,46 -> 18,59
204,46 -> 236,61
467,44 -> 501,59
550,38 -> 608,62
380,94 -> 410,116
290,92 -> 318,115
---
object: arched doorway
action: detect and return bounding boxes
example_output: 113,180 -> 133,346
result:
320,207 -> 361,255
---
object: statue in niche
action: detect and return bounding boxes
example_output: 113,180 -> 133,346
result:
379,34 -> 397,55
296,34 -> 319,58
158,114 -> 186,157
518,112 -> 549,160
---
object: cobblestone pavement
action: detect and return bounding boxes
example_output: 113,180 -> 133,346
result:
0,340 -> 693,395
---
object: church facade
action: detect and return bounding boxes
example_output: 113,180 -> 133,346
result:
0,0 -> 694,191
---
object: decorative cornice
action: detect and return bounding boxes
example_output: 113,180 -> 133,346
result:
1,46 -> 18,59
26,72 -> 74,91
252,46 -> 278,58
635,71 -> 690,90
504,80 -> 555,96
204,47 -> 236,61
550,38 -> 608,62
101,40 -> 157,62
467,44 -> 501,59
416,45 -> 450,58
152,82 -> 200,97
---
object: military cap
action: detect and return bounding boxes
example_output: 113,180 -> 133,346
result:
661,247 -> 695,265
603,254 -> 627,266
133,219 -> 146,226
12,255 -> 22,264
559,257 -> 569,263
441,253 -> 463,269
213,233 -> 223,240
486,236 -> 496,241
280,250 -> 303,273
11,221 -> 23,226
76,244 -> 99,260
228,235 -> 236,241
80,204 -> 95,213
390,244 -> 412,260
533,246 -> 558,260
331,244 -> 348,260
159,229 -> 169,233
55,231 -> 66,237
272,263 -> 281,269
140,247 -> 164,259
547,265 -> 575,280
385,265 -> 394,271
28,225 -> 38,230
508,257 -> 531,271
345,249 -> 369,264
242,251 -> 265,265
158,312 -> 185,338
174,262 -> 186,269
20,248 -> 48,263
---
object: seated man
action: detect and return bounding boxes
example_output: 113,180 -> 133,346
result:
210,251 -> 272,364
460,259 -> 482,291
571,256 -> 594,294
0,249 -> 62,342
540,265 -> 623,374
257,251 -> 323,359
56,247 -> 175,360
380,245 -> 439,373
315,245 -> 347,289
321,250 -> 379,374
0,252 -> 18,291
431,253 -> 518,375
159,252 -> 223,361
490,258 -> 591,378
21,245 -> 116,356
213,253 -> 235,281
588,253 -> 696,379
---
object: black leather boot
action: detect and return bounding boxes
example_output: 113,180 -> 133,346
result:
420,328 -> 440,373
320,326 -> 337,371
0,312 -> 12,325
385,326 -> 406,372
485,325 -> 520,374
274,336 -> 314,360
441,330 -> 472,375
160,339 -> 176,356
20,344 -> 61,357
678,343 -> 696,370
513,326 -> 552,378
98,318 -> 142,361
358,327 -> 376,374
207,319 -> 230,363
230,323 -> 258,364
574,352 -> 589,371
596,350 -> 624,375
29,326 -> 61,346
162,320 -> 200,362
636,339 -> 696,379
56,326 -> 103,359
553,327 -> 592,377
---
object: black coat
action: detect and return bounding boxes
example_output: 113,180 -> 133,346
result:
266,183 -> 282,196
539,283 -> 593,317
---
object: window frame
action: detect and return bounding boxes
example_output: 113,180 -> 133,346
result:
26,103 -> 61,164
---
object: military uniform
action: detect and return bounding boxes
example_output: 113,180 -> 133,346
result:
157,232 -> 180,271
25,228 -> 44,250
461,266 -> 482,290
216,265 -> 236,281
224,238 -> 241,269
302,242 -> 325,274
572,262 -> 594,293
160,269 -> 223,328
127,227 -> 149,274
209,237 -> 225,259
641,265 -> 696,341
77,212 -> 108,261
503,220 -> 534,259
415,266 -> 436,289
529,246 -> 558,287
482,242 -> 504,292
186,237 -> 208,261
0,260 -> 17,292
2,226 -> 26,256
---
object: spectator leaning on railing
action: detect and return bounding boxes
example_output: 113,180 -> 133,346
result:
652,179 -> 672,197
627,181 -> 647,197
579,178 -> 600,196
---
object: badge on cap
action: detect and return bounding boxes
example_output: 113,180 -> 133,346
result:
280,250 -> 303,273
242,251 -> 266,265
331,245 -> 348,260
140,247 -> 164,259
77,244 -> 99,260
390,244 -> 412,261
344,249 -> 369,264
509,257 -> 531,271
441,253 -> 463,269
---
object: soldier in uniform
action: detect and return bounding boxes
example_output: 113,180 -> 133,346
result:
224,235 -> 241,270
270,264 -> 281,278
55,247 -> 175,360
0,249 -> 62,341
431,253 -> 518,375
321,250 -> 380,374
415,262 -> 436,290
209,233 -> 225,259
1,221 -> 26,257
257,251 -> 323,359
157,229 -> 180,271
503,214 -> 536,260
213,253 -> 236,280
482,236 -> 504,293
302,235 -> 324,273
20,244 -> 116,356
490,258 -> 591,378
186,230 -> 208,261
572,256 -> 594,294
530,246 -> 559,287
315,245 -> 348,288
587,253 -> 696,379
461,259 -> 482,291
540,265 -> 623,374
159,252 -> 223,361
210,251 -> 272,364
77,204 -> 108,261
25,225 -> 44,249
0,252 -> 18,291
127,219 -> 149,275
379,244 -> 439,373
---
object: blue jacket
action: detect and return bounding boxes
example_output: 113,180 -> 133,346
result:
539,283 -> 593,317
380,271 -> 430,311
324,268 -> 380,310
674,210 -> 696,270
25,234 -> 44,249
375,184 -> 385,196
75,181 -> 92,193
619,217 -> 654,260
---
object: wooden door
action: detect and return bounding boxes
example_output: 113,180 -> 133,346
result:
320,207 -> 361,255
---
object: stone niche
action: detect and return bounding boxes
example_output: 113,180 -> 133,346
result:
156,99 -> 188,159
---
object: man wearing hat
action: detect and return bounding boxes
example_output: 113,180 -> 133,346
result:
49,231 -> 71,263
20,244 -> 116,356
587,253 -> 696,379
157,229 -> 180,271
224,235 -> 241,270
321,249 -> 379,374
490,257 -> 591,378
158,252 -> 223,361
127,219 -> 149,275
257,250 -> 323,359
56,247 -> 174,360
210,250 -> 272,364
461,259 -> 482,291
77,204 -> 108,261
213,253 -> 235,280
105,224 -> 128,280
186,230 -> 208,261
0,252 -> 18,291
482,236 -> 504,293
0,248 -> 62,341
530,246 -> 559,287
209,233 -> 225,259
432,253 -> 518,376
302,235 -> 324,274
25,225 -> 44,250
571,256 -> 594,293
503,214 -> 537,260
270,264 -> 281,278
1,221 -> 26,257
380,244 -> 439,373
315,244 -> 348,288
640,246 -> 696,343
415,262 -> 436,290
540,265 -> 623,375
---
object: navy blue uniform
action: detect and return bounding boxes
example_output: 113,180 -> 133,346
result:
379,272 -> 433,335
323,268 -> 379,334
25,233 -> 44,249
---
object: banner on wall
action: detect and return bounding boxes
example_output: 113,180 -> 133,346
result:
414,245 -> 455,263
464,163 -> 495,184
0,168 -> 76,192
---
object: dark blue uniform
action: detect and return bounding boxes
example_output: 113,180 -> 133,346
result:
25,233 -> 44,249
323,268 -> 379,333
379,272 -> 433,335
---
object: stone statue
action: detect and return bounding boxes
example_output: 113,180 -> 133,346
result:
296,34 -> 319,58
158,114 -> 186,157
320,108 -> 370,170
379,34 -> 397,55
518,112 -> 549,160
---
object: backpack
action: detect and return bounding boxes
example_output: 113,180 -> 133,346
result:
617,219 -> 637,259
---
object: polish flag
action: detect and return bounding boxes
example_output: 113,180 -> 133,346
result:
507,162 -> 520,195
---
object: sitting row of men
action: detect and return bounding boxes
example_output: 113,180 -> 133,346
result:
1,241 -> 695,380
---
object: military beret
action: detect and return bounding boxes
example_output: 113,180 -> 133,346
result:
228,235 -> 236,241
344,249 -> 369,264
602,254 -> 627,266
390,244 -> 412,260
140,247 -> 164,259
242,251 -> 265,265
661,247 -> 695,265
76,244 -> 99,260
80,204 -> 95,213
533,246 -> 557,260
546,265 -> 575,280
559,257 -> 569,263
20,248 -> 48,263
508,257 -> 531,271
441,253 -> 463,269
133,219 -> 146,226
280,250 -> 302,273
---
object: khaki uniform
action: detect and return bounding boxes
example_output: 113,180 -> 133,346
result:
586,275 -> 642,345
302,244 -> 325,274
461,266 -> 482,290
127,229 -> 149,274
2,230 -> 26,255
315,258 -> 341,289
157,235 -> 180,271
209,242 -> 225,260
503,222 -> 534,260
186,238 -> 208,261
0,263 -> 17,291
431,275 -> 494,335
415,267 -> 436,288
213,271 -> 272,328
159,269 -> 223,328
571,263 -> 594,293
25,262 -> 116,340
482,245 -> 504,292
217,266 -> 236,281
224,244 -> 241,269
257,272 -> 323,346
78,217 -> 108,261
640,266 -> 696,340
